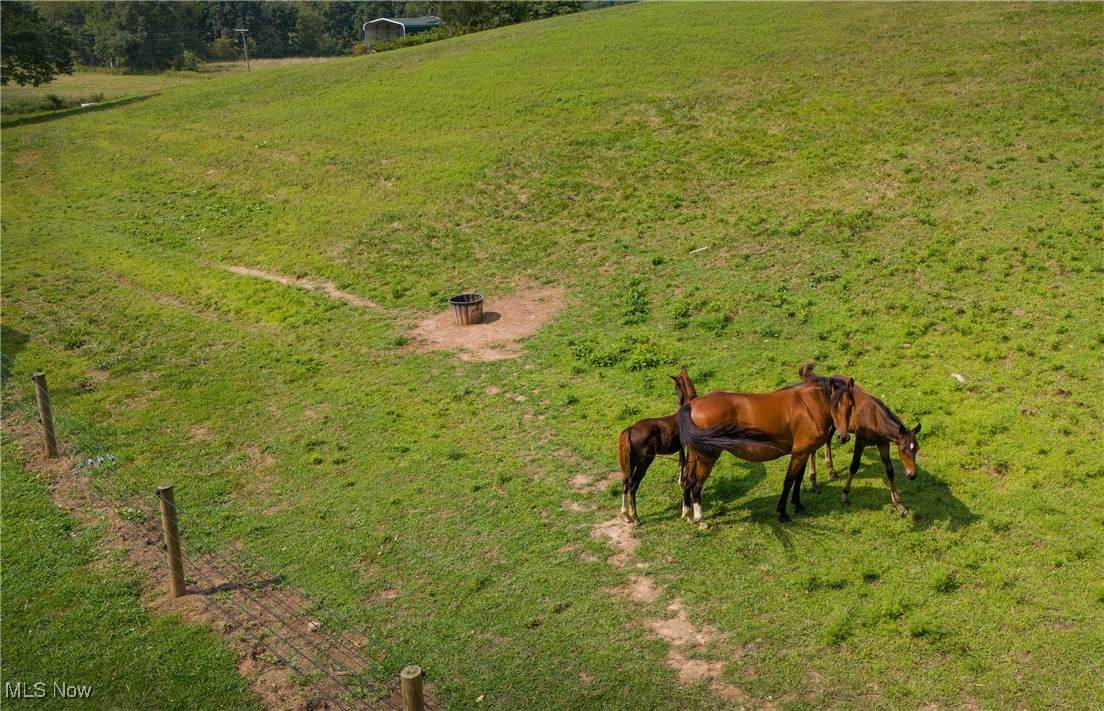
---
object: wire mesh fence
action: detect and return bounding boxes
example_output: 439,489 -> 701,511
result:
2,350 -> 463,711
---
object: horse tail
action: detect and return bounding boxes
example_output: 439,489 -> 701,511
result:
799,362 -> 818,381
617,428 -> 633,483
677,441 -> 687,486
676,403 -> 779,459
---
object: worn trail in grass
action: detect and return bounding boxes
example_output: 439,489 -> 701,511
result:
3,2 -> 1103,709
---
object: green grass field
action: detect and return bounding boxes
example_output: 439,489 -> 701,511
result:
0,436 -> 260,709
2,2 -> 1102,708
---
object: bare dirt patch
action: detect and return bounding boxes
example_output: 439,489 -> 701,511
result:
647,598 -> 723,649
409,285 -> 564,362
570,470 -> 620,494
220,265 -> 379,309
619,574 -> 663,604
644,598 -> 749,695
191,425 -> 215,442
591,517 -> 639,568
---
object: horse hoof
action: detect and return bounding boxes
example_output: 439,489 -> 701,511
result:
829,471 -> 839,480
621,512 -> 634,523
841,496 -> 850,506
795,506 -> 809,516
697,522 -> 710,531
811,484 -> 821,495
778,512 -> 791,523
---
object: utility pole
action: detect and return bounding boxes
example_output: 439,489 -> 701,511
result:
235,28 -> 250,72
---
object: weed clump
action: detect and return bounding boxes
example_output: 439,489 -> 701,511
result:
822,612 -> 853,645
929,565 -> 959,594
622,278 -> 650,325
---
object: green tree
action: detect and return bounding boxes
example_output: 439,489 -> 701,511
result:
287,3 -> 328,55
438,1 -> 583,30
87,1 -> 184,72
1,1 -> 76,86
37,0 -> 98,66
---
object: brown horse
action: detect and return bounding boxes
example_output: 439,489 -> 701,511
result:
617,367 -> 697,524
800,370 -> 922,516
676,365 -> 855,524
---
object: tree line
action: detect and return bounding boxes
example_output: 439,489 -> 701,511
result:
3,1 -> 602,85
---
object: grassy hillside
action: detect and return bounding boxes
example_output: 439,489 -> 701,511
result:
0,59 -> 337,116
3,2 -> 1102,708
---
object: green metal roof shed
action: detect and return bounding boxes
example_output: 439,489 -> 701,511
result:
363,16 -> 444,43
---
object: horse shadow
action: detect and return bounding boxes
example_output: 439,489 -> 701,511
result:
903,464 -> 978,532
707,460 -> 770,516
807,459 -> 979,532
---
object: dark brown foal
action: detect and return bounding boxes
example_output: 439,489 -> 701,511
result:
617,367 -> 696,524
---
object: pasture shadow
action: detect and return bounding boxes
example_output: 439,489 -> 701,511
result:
0,326 -> 30,381
702,461 -> 822,550
2,94 -> 153,129
708,460 -> 770,505
480,312 -> 501,324
812,460 -> 979,532
906,464 -> 979,532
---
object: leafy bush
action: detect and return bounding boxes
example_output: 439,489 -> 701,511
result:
370,26 -> 468,54
625,338 -> 673,371
178,50 -> 201,72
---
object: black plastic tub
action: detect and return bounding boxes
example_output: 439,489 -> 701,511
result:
448,293 -> 484,326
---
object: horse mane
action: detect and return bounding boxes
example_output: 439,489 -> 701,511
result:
807,366 -> 906,436
673,368 -> 697,406
869,393 -> 907,433
680,369 -> 698,401
793,362 -> 849,406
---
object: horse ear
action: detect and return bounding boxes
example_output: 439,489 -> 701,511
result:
670,374 -> 679,382
847,377 -> 855,389
913,421 -> 922,435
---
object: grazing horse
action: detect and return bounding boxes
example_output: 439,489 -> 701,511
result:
617,367 -> 697,524
800,369 -> 922,516
676,366 -> 855,524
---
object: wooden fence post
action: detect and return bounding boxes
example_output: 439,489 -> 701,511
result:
31,372 -> 58,458
157,485 -> 187,598
400,665 -> 425,711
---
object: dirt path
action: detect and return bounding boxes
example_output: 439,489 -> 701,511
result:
589,508 -> 754,704
219,265 -> 380,309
